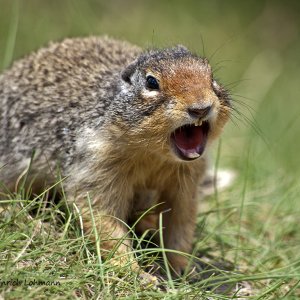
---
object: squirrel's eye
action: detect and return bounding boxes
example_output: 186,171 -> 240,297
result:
146,75 -> 159,90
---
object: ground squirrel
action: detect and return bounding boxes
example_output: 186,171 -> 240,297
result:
0,36 -> 231,279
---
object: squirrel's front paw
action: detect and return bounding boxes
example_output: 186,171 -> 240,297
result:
138,271 -> 160,288
167,253 -> 190,277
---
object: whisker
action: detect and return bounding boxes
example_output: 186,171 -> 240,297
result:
230,93 -> 257,103
208,35 -> 235,62
222,79 -> 251,90
228,105 -> 269,146
230,98 -> 257,114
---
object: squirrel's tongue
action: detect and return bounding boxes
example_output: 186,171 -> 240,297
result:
172,123 -> 209,160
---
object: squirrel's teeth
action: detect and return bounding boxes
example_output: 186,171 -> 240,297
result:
195,120 -> 203,127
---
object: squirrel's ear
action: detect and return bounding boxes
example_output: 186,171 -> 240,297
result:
176,45 -> 189,51
121,60 -> 138,84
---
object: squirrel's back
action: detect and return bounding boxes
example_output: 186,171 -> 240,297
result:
0,36 -> 141,178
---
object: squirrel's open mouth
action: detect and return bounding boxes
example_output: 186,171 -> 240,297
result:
170,121 -> 210,161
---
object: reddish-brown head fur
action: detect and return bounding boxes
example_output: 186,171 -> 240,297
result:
124,54 -> 230,161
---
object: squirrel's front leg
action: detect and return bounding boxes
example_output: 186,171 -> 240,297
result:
72,187 -> 158,285
65,155 -> 134,265
82,211 -> 136,268
74,189 -> 137,268
65,148 -> 148,273
159,171 -> 200,276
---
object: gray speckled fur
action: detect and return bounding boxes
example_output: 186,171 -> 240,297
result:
0,37 -> 142,181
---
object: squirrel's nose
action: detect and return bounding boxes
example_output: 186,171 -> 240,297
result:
187,105 -> 212,119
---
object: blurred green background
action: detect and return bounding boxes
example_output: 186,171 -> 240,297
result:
1,0 -> 299,176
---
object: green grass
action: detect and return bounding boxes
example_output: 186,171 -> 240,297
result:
1,0 -> 300,299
